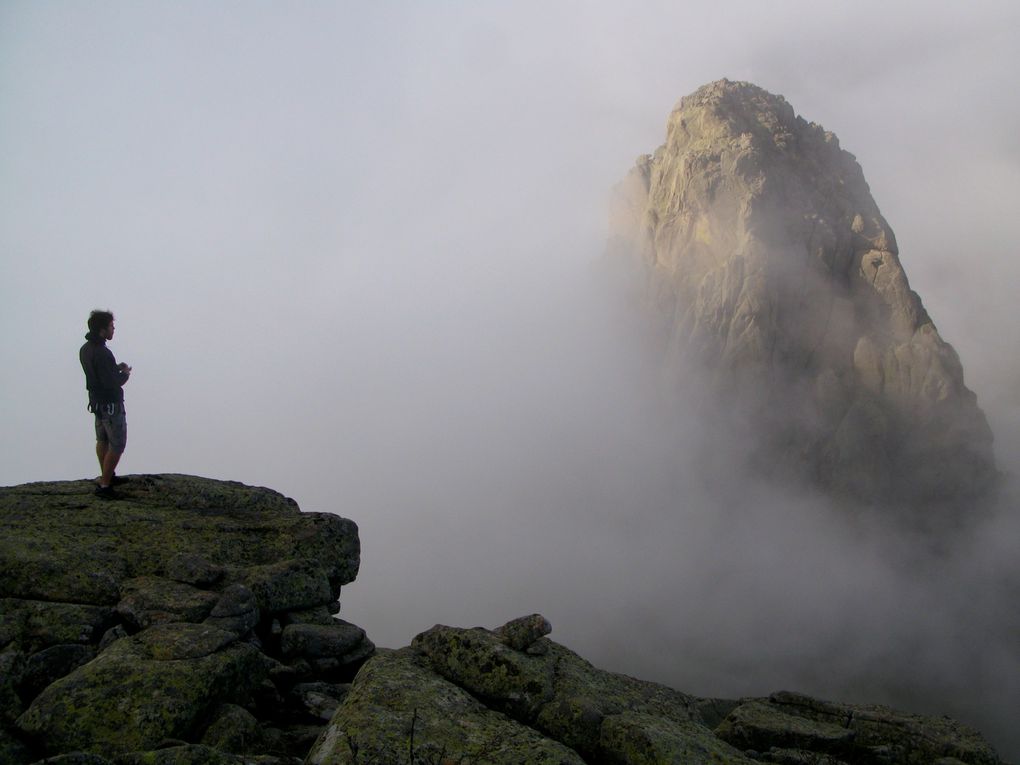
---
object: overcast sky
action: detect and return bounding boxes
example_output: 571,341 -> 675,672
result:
2,1 -> 1019,757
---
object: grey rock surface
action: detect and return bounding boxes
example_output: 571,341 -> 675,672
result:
16,623 -> 264,756
0,599 -> 114,653
0,651 -> 26,722
306,647 -> 586,765
116,576 -> 219,630
287,682 -> 350,722
280,622 -> 368,662
495,611 -> 552,653
717,691 -> 1003,765
199,702 -> 266,755
165,552 -> 225,587
19,643 -> 95,700
412,618 -> 749,763
203,584 -> 260,636
242,559 -> 335,615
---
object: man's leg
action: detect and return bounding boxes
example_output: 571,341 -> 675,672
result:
100,449 -> 122,488
96,407 -> 127,491
94,413 -> 109,483
96,441 -> 108,475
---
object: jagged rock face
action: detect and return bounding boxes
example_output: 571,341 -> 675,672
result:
610,79 -> 996,510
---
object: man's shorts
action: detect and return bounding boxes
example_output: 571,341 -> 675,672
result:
94,403 -> 127,453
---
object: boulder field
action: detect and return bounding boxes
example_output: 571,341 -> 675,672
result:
0,475 -> 1007,763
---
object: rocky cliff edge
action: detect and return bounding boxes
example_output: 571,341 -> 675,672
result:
0,475 -> 1008,764
0,474 -> 371,763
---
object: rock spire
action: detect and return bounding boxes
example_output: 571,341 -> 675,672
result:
609,79 -> 996,510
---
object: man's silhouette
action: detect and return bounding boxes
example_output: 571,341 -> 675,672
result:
79,310 -> 131,498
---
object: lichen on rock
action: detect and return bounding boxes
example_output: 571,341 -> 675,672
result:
314,615 -> 1006,765
306,647 -> 586,765
0,474 -> 367,763
728,691 -> 1004,765
16,623 -> 265,756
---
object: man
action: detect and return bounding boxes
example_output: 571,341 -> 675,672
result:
79,310 -> 132,498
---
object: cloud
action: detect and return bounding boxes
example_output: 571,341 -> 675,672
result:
1,2 -> 1018,757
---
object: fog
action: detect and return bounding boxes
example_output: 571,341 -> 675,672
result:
2,1 -> 1019,758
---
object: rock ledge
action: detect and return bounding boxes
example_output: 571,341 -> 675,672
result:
0,474 -> 370,763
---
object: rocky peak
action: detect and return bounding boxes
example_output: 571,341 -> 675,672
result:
610,79 -> 996,512
668,79 -> 801,148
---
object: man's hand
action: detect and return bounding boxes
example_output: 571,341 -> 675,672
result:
118,362 -> 132,377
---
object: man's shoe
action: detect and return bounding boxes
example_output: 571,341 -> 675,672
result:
95,485 -> 120,500
111,475 -> 130,485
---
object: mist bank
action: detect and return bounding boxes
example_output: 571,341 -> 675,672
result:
298,247 -> 1018,758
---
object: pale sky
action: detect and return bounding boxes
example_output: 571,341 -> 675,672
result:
2,1 -> 1019,756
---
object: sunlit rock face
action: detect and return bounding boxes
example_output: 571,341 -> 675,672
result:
610,79 -> 995,511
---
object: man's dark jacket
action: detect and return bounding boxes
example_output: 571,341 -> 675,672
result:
79,332 -> 128,410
